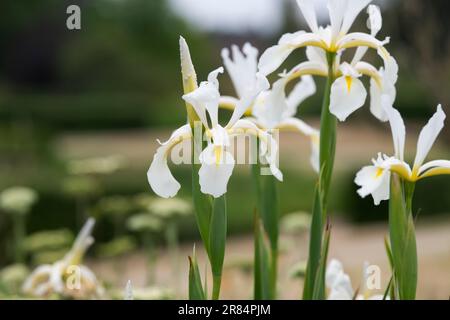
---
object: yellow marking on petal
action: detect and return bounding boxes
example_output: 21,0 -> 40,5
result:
345,76 -> 353,93
219,100 -> 253,116
410,166 -> 420,181
339,40 -> 389,53
355,67 -> 383,88
418,167 -> 450,180
390,164 -> 414,182
163,133 -> 192,158
286,67 -> 328,84
291,40 -> 329,52
375,168 -> 384,178
219,101 -> 235,111
214,146 -> 222,166
379,47 -> 390,60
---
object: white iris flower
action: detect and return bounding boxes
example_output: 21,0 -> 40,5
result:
258,1 -> 397,122
355,98 -> 449,205
147,38 -> 281,199
220,43 -> 320,172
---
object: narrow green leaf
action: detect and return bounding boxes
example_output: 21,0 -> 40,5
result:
384,236 -> 394,270
191,132 -> 212,252
303,53 -> 336,300
303,186 -> 322,300
208,195 -> 227,299
252,162 -> 279,296
389,174 -> 417,300
384,236 -> 397,300
260,175 -> 279,255
188,246 -> 206,300
318,54 -> 337,211
383,274 -> 393,300
312,221 -> 331,300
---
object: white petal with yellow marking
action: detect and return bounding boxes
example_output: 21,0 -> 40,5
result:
330,74 -> 367,121
198,144 -> 235,198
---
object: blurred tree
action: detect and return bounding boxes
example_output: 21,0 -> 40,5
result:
387,0 -> 450,142
0,0 -> 65,88
0,0 -> 214,129
392,0 -> 450,104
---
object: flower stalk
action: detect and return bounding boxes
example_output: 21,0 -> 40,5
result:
179,37 -> 221,299
252,158 -> 279,299
303,51 -> 336,300
388,174 -> 417,300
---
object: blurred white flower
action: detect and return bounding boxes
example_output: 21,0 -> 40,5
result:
148,198 -> 192,219
22,218 -> 104,299
0,186 -> 38,215
124,280 -> 133,300
326,259 -> 387,300
126,213 -> 163,233
68,155 -> 125,175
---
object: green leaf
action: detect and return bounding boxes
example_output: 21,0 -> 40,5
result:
259,175 -> 279,255
188,246 -> 206,300
208,195 -> 227,299
312,221 -> 331,300
318,58 -> 337,210
389,174 -> 417,300
384,236 -> 394,270
303,186 -> 322,300
384,236 -> 397,300
253,211 -> 273,300
303,53 -> 337,300
383,274 -> 394,300
252,163 -> 279,297
191,133 -> 212,252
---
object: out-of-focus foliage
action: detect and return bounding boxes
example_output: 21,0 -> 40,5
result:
95,236 -> 137,258
0,264 -> 30,296
0,0 -> 214,130
23,229 -> 73,253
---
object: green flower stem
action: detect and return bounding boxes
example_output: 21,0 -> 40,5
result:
209,195 -> 227,300
190,124 -> 219,300
181,51 -> 217,299
251,162 -> 278,299
303,52 -> 337,300
404,181 -> 416,214
13,214 -> 26,263
191,127 -> 212,249
388,174 -> 417,300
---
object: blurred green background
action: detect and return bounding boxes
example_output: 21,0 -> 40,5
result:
0,0 -> 449,268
